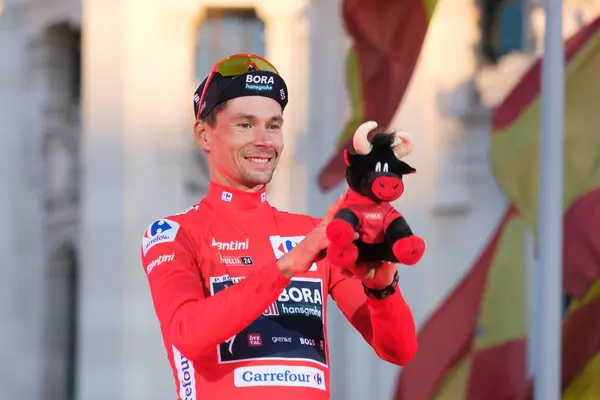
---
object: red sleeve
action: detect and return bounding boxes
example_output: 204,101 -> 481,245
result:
383,203 -> 402,231
330,266 -> 418,366
141,220 -> 291,362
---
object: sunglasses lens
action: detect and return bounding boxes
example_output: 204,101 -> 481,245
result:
217,56 -> 278,76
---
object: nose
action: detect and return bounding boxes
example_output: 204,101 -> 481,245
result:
252,126 -> 274,147
377,176 -> 399,189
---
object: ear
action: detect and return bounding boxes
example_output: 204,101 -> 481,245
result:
398,161 -> 416,175
194,120 -> 211,152
343,150 -> 351,167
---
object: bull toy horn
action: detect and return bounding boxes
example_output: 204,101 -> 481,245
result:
391,131 -> 413,159
352,121 -> 378,155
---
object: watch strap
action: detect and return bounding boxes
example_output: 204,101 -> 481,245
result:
362,270 -> 399,300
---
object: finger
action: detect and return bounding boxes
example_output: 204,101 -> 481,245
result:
322,193 -> 347,224
354,232 -> 359,240
364,269 -> 377,280
318,235 -> 330,250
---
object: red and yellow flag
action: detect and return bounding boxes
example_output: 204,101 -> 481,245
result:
395,16 -> 600,400
317,0 -> 437,191
393,207 -> 529,400
492,16 -> 600,399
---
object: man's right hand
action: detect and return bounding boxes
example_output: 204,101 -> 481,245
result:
277,194 -> 347,278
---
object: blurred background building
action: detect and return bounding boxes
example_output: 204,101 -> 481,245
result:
1,0 -> 599,399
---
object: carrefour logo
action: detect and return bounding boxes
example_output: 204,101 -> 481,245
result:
269,235 -> 317,271
172,346 -> 196,400
234,365 -> 326,391
142,219 -> 180,256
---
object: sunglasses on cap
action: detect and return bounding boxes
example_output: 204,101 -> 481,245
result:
196,53 -> 280,121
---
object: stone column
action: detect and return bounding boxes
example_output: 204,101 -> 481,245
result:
77,1 -> 128,398
80,0 -> 191,397
0,1 -> 46,398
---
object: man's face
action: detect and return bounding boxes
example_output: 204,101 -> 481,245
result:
197,96 -> 284,190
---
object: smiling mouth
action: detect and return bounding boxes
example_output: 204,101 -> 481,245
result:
245,156 -> 273,165
375,191 -> 397,200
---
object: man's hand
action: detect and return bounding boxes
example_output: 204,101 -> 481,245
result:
277,194 -> 347,278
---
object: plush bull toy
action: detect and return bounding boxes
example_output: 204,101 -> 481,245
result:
326,121 -> 425,268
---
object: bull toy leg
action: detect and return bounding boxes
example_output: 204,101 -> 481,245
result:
386,216 -> 425,266
326,208 -> 360,267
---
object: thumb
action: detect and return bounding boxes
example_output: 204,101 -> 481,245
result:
322,193 -> 347,224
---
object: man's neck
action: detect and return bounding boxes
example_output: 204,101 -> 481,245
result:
211,175 -> 265,193
205,180 -> 268,211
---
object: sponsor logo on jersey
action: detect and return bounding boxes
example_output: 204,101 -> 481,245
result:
172,346 -> 196,400
234,365 -> 326,390
212,237 -> 249,251
269,235 -> 317,271
299,337 -> 317,347
271,336 -> 292,344
209,274 -> 243,286
142,219 -> 180,256
213,275 -> 324,319
277,285 -> 323,318
363,212 -> 383,220
146,253 -> 175,275
210,276 -> 327,366
221,191 -> 232,202
263,301 -> 279,316
262,282 -> 324,318
247,333 -> 262,347
217,253 -> 253,266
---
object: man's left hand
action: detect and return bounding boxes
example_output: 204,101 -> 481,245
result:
342,262 -> 398,289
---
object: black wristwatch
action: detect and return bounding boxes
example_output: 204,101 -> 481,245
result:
362,270 -> 400,300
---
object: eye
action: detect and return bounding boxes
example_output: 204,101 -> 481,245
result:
267,123 -> 281,130
383,163 -> 389,172
375,162 -> 382,172
238,122 -> 252,129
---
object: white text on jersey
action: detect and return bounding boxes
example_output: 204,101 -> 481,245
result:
146,253 -> 175,275
212,238 -> 249,251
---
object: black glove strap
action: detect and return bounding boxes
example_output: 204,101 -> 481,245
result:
362,270 -> 399,300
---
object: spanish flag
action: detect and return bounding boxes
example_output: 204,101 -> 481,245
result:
395,16 -> 600,400
393,207 -> 529,399
493,16 -> 600,399
317,0 -> 437,191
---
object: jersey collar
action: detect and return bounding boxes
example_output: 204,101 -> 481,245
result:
206,181 -> 268,211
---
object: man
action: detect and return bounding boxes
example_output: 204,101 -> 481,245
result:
141,54 -> 418,400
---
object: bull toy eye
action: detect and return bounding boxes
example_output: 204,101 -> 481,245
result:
383,163 -> 389,172
375,162 -> 382,172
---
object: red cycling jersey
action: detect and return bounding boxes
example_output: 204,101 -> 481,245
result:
140,182 -> 418,400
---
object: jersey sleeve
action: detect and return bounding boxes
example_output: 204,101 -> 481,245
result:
382,202 -> 403,230
330,267 -> 418,366
141,218 -> 291,362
